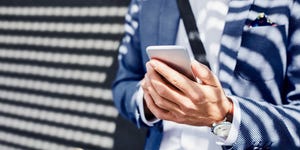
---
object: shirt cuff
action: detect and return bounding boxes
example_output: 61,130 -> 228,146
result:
216,96 -> 241,145
136,86 -> 160,126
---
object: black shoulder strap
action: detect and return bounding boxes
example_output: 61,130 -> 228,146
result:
176,0 -> 210,69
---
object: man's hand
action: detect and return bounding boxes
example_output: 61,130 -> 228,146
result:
141,59 -> 233,126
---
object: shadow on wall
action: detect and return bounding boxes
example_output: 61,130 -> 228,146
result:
0,0 -> 146,149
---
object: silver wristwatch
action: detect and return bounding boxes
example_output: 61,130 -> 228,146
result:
211,120 -> 232,138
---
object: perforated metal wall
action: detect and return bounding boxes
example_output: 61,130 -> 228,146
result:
0,1 -> 137,149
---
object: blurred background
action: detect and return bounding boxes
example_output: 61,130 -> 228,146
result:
0,0 -> 146,149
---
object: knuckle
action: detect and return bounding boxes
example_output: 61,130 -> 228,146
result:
156,87 -> 167,96
171,78 -> 182,88
190,93 -> 203,102
152,80 -> 166,94
180,105 -> 189,112
202,74 -> 212,82
141,81 -> 146,88
158,113 -> 168,120
200,69 -> 213,81
154,99 -> 164,107
182,105 -> 193,114
193,95 -> 203,102
155,113 -> 163,119
171,78 -> 178,85
150,107 -> 162,118
189,96 -> 198,102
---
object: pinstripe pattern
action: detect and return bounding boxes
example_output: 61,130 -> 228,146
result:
113,0 -> 300,149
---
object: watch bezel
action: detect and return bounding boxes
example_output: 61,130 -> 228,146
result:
211,121 -> 232,138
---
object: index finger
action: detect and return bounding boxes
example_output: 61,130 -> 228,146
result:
149,59 -> 193,93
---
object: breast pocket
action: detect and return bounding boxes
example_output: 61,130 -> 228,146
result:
234,25 -> 287,82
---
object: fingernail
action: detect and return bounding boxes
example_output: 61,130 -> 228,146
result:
146,62 -> 154,70
196,77 -> 202,83
191,60 -> 198,65
150,60 -> 158,68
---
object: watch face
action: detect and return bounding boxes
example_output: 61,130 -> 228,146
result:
212,122 -> 231,138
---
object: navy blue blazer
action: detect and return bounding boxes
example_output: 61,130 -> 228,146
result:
113,0 -> 300,149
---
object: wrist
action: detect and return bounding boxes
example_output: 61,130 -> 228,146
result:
211,97 -> 234,138
225,97 -> 234,122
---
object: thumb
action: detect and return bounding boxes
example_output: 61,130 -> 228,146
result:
191,60 -> 219,86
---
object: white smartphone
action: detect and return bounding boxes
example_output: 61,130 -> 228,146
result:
146,45 -> 197,81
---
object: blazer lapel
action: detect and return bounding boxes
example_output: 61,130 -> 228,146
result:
219,0 -> 254,93
140,0 -> 163,51
158,0 -> 180,45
